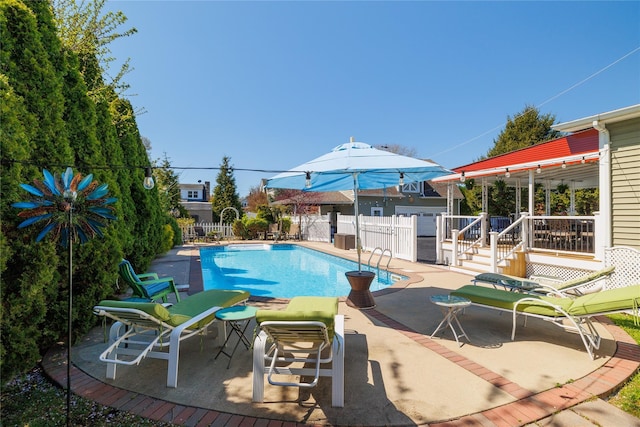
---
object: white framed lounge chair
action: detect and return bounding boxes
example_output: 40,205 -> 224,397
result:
252,296 -> 345,407
93,289 -> 249,387
451,284 -> 640,359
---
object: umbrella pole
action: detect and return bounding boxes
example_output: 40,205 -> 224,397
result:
353,173 -> 361,271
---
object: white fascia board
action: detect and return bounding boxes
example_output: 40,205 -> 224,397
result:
553,104 -> 640,132
432,152 -> 599,182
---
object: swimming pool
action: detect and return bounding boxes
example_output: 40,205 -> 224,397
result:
200,244 -> 405,298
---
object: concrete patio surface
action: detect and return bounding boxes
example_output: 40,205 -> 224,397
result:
43,242 -> 640,426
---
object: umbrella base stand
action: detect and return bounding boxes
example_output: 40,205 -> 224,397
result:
345,271 -> 376,309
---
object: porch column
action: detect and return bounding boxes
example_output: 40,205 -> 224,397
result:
515,179 -> 521,216
545,180 -> 551,216
528,169 -> 535,214
447,183 -> 454,215
569,180 -> 576,215
482,178 -> 488,213
594,120 -> 611,257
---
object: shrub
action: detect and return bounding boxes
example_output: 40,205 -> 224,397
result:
232,219 -> 247,239
244,217 -> 268,239
160,224 -> 174,253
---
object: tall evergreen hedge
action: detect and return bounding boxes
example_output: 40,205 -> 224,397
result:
0,0 -> 169,381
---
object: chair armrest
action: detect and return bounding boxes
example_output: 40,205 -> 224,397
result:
170,306 -> 222,336
138,273 -> 159,281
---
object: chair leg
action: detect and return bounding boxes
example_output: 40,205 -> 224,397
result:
332,315 -> 345,407
252,331 -> 267,403
167,330 -> 181,388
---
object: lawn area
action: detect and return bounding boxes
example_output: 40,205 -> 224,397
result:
607,313 -> 640,418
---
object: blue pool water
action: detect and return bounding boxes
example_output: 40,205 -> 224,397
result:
200,244 -> 405,298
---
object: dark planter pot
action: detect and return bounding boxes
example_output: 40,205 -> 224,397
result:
345,270 -> 376,309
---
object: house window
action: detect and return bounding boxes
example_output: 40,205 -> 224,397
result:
187,190 -> 199,199
371,207 -> 383,217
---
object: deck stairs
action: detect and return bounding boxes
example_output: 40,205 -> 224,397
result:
448,245 -> 522,277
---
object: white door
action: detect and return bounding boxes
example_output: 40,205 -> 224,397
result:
395,206 -> 444,237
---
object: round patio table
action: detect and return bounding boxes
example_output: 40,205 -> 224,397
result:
214,305 -> 258,368
429,294 -> 471,347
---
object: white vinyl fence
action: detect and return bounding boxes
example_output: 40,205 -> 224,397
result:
180,222 -> 234,241
182,215 -> 418,262
336,213 -> 418,262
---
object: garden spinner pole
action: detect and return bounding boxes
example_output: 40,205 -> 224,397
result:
66,206 -> 73,427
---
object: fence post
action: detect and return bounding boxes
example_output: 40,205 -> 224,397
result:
436,215 -> 444,264
410,214 -> 417,262
593,211 -> 603,260
490,232 -> 498,272
520,212 -> 529,250
452,229 -> 459,266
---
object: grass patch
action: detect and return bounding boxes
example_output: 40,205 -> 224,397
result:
0,367 -> 175,427
607,313 -> 640,418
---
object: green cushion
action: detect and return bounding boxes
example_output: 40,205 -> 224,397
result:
256,296 -> 339,338
96,300 -> 171,322
554,266 -> 615,290
452,284 -> 640,318
567,285 -> 640,316
168,290 -> 250,328
450,285 -> 572,317
97,289 -> 250,329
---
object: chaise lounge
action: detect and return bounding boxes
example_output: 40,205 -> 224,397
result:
472,266 -> 616,296
93,289 -> 249,387
451,284 -> 640,359
252,296 -> 345,407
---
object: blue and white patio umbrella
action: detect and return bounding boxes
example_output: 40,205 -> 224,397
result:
266,139 -> 451,270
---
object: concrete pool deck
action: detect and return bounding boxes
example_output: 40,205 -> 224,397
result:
43,242 -> 640,426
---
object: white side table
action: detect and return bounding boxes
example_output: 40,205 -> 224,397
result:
429,295 -> 471,347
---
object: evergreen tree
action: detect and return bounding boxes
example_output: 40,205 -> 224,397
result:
154,153 -> 184,216
0,0 -> 70,379
212,156 -> 243,223
486,105 -> 561,158
0,0 -> 167,380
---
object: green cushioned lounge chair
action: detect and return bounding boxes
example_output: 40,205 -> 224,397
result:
451,284 -> 640,359
252,296 -> 345,407
473,266 -> 616,296
118,259 -> 181,303
93,289 -> 249,387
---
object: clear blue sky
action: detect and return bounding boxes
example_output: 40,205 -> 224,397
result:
106,1 -> 640,197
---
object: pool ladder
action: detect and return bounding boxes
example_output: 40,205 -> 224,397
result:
367,247 -> 392,273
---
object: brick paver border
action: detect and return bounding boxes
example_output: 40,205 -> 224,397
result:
41,249 -> 640,427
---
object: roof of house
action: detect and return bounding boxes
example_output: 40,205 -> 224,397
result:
272,180 -> 461,206
432,128 -> 600,186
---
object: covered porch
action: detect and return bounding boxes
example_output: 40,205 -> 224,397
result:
433,128 -> 604,277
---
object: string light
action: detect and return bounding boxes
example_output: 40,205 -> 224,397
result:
459,171 -> 465,182
561,161 -> 567,169
143,167 -> 155,190
536,165 -> 541,174
305,172 -> 311,188
399,172 -> 404,186
505,168 -> 510,178
581,156 -> 586,164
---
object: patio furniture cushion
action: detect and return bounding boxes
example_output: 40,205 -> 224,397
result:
567,285 -> 640,316
452,285 -> 573,317
256,296 -> 338,338
554,266 -> 615,291
98,289 -> 250,329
